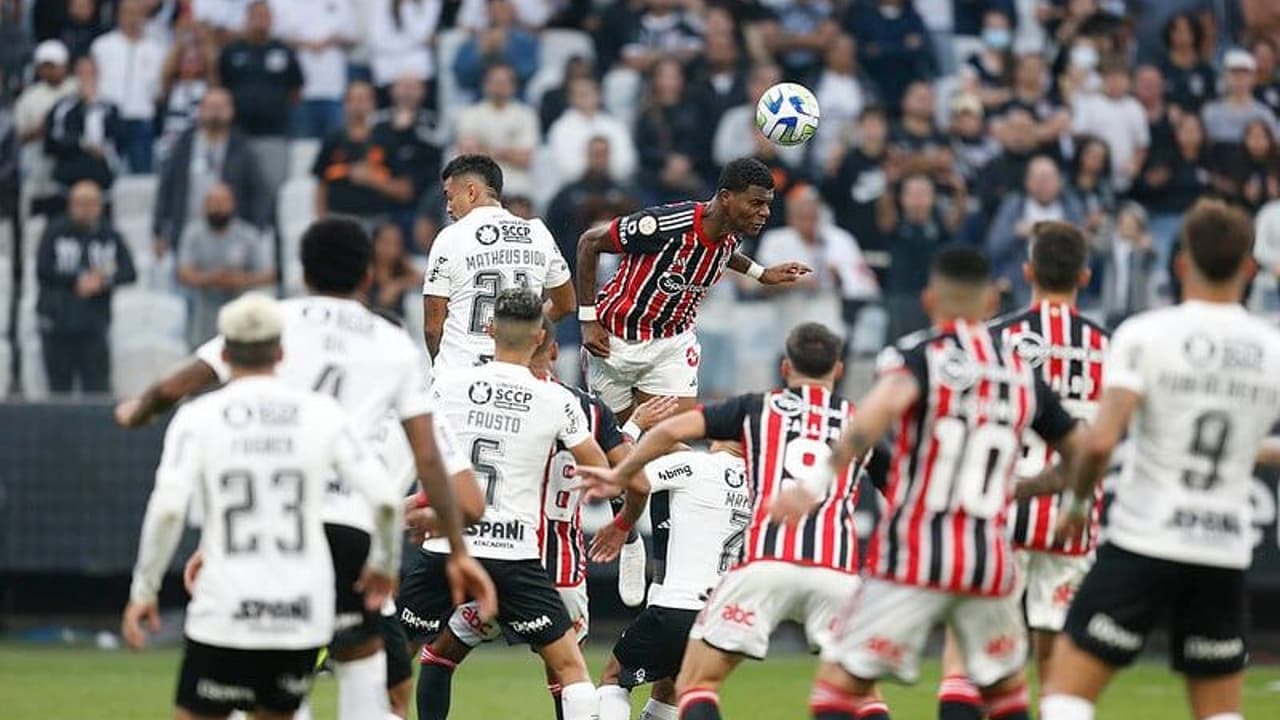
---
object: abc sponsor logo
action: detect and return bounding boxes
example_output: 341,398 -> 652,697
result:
720,603 -> 756,627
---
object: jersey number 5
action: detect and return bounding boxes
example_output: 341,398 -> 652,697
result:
470,438 -> 504,504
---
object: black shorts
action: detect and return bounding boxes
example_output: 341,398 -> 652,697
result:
1064,543 -> 1247,676
381,612 -> 414,687
612,605 -> 699,688
175,638 -> 321,716
397,550 -> 574,648
325,523 -> 380,649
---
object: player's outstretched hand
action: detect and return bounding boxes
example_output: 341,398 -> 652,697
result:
571,465 -> 625,502
631,395 -> 680,432
182,549 -> 204,595
1054,509 -> 1088,547
121,601 -> 160,651
758,262 -> 813,285
447,554 -> 498,622
768,484 -> 818,526
589,522 -> 628,563
581,320 -> 612,358
356,568 -> 397,612
114,398 -> 145,428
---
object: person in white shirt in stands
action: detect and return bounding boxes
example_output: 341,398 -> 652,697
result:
1071,57 -> 1150,193
755,186 -> 880,338
368,0 -> 443,101
546,75 -> 638,192
15,40 -> 78,213
455,64 -> 540,199
422,154 -> 576,377
271,0 -> 355,139
91,0 -> 165,174
194,0 -> 254,44
121,292 -> 403,720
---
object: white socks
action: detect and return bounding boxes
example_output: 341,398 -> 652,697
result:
1040,694 -> 1095,720
335,651 -> 390,720
640,698 -> 678,720
1202,714 -> 1244,720
561,681 -> 600,720
598,684 -> 632,720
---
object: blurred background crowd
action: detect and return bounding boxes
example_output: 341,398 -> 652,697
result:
2,0 -> 1280,401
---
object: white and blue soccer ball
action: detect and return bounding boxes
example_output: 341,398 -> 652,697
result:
755,82 -> 821,147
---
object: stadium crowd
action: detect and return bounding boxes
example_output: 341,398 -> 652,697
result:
2,0 -> 1280,398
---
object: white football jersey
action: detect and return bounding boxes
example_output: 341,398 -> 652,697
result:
1104,301 -> 1280,569
424,361 -> 591,560
134,377 -> 397,650
196,296 -> 448,532
643,449 -> 751,610
422,205 -> 571,375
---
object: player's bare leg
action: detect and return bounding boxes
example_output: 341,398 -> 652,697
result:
1030,629 -> 1058,686
546,663 -> 567,720
645,679 -> 679,720
673,640 -> 743,720
536,630 -> 598,720
1186,672 -> 1245,720
937,629 -> 983,720
416,629 -> 472,720
387,676 -> 412,719
807,662 -> 890,720
1039,635 -> 1116,720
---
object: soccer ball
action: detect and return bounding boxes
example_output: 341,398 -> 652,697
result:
755,82 -> 821,147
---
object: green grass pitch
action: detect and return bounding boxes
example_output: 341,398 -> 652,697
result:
3,644 -> 1279,718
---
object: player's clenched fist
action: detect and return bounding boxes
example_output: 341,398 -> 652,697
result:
581,320 -> 611,358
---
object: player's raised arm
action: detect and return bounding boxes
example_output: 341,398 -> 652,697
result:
123,407 -> 202,649
575,221 -> 616,358
114,357 -> 220,427
727,250 -> 813,286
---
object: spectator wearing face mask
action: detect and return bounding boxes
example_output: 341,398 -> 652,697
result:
177,183 -> 276,347
154,88 -> 269,256
960,10 -> 1016,111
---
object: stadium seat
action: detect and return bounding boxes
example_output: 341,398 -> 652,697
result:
732,300 -> 783,392
111,338 -> 190,399
0,338 -> 11,398
0,216 -> 13,258
288,138 -> 321,180
0,255 -> 12,337
21,214 -> 47,263
526,29 -> 595,107
277,177 -> 316,295
110,287 -> 187,350
435,28 -> 471,137
110,175 -> 158,221
16,258 -> 47,399
113,215 -> 157,286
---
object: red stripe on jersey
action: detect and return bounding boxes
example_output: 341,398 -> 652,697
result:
608,218 -> 623,252
906,364 -> 951,585
819,392 -> 849,568
747,401 -> 782,559
1045,302 -> 1066,392
1087,321 -> 1104,402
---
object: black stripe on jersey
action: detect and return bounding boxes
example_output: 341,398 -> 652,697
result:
624,242 -> 682,339
651,240 -> 707,337
927,513 -> 945,586
970,518 -> 987,589
1011,499 -> 1030,541
801,507 -> 818,560
762,522 -> 781,557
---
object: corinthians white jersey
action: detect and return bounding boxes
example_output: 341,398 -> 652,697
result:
1104,301 -> 1280,569
424,361 -> 591,560
197,296 -> 445,532
130,377 -> 399,650
643,449 -> 751,610
422,205 -> 571,375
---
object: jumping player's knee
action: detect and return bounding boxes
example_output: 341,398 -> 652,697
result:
330,632 -> 383,662
978,670 -> 1026,699
814,661 -> 873,697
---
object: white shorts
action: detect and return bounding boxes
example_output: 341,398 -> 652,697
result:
447,583 -> 589,647
823,577 -> 1026,687
1016,549 -> 1093,633
585,330 -> 701,412
689,561 -> 859,660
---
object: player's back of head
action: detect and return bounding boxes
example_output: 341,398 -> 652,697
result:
1028,221 -> 1088,293
785,322 -> 843,379
931,245 -> 991,286
442,153 -> 504,198
926,246 -> 992,321
1181,198 -> 1254,283
491,288 -> 544,350
218,292 -> 283,369
301,217 -> 373,295
719,157 -> 775,193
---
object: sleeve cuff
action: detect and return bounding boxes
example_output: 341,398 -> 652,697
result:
608,218 -> 623,253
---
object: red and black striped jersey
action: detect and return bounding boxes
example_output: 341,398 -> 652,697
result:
540,383 -> 627,586
597,201 -> 741,341
700,385 -> 864,574
865,320 -> 1077,597
992,301 -> 1109,555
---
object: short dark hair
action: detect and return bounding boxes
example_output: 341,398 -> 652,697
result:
1029,222 -> 1088,292
1181,199 -> 1254,282
719,157 -> 775,193
493,288 -> 543,323
785,323 -> 842,378
226,339 -> 279,369
301,217 -> 373,294
441,153 -> 504,197
930,245 -> 991,286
